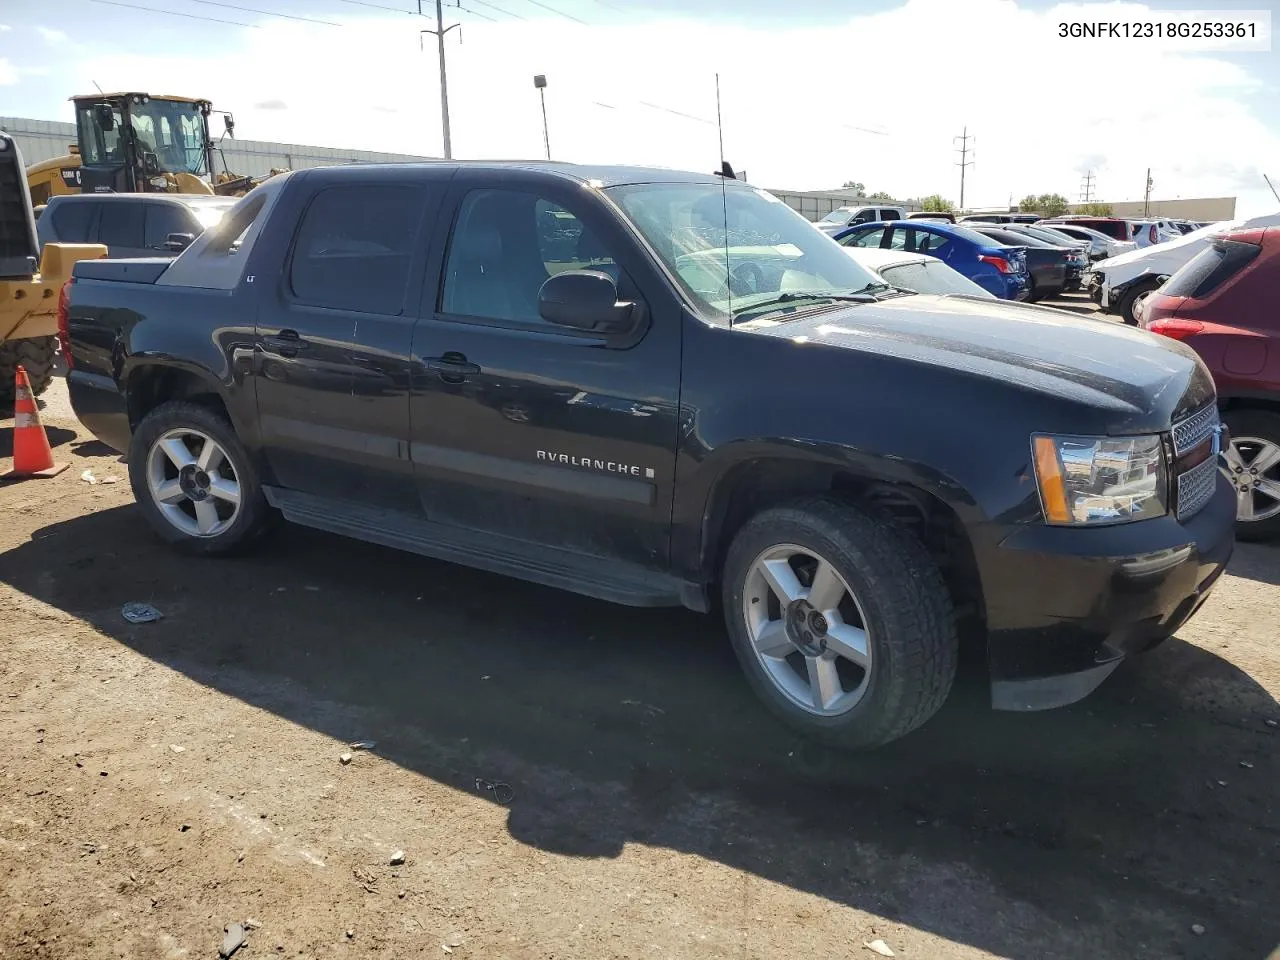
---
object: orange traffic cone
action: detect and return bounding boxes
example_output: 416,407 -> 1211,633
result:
2,365 -> 67,480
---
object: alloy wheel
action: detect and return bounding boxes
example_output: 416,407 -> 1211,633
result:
145,428 -> 242,537
1222,436 -> 1280,523
741,544 -> 873,717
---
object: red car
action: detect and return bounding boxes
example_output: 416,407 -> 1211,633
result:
1141,226 -> 1280,540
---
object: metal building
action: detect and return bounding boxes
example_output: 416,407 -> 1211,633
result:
0,115 -> 435,180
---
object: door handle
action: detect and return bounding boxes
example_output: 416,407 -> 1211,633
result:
424,353 -> 481,382
263,330 -> 309,355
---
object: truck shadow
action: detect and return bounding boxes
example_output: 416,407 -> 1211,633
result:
1,505 -> 1277,959
0,424 -> 77,460
1226,541 -> 1280,586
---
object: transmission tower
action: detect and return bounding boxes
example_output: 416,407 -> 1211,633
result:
1079,171 -> 1095,203
954,127 -> 974,210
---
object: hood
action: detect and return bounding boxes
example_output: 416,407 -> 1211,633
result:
1095,211 -> 1280,278
740,294 -> 1214,432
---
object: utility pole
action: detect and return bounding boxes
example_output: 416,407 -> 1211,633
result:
953,127 -> 974,210
1079,170 -> 1095,203
1143,168 -> 1153,217
419,0 -> 459,159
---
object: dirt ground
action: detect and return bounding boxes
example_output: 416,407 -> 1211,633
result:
2,373 -> 1278,960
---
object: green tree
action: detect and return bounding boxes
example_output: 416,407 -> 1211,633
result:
841,181 -> 865,193
1018,192 -> 1070,217
1077,201 -> 1114,216
866,190 -> 895,201
918,194 -> 955,212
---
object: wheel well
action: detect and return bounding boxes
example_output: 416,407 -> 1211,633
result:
1220,396 -> 1280,418
127,366 -> 230,429
704,459 -> 986,627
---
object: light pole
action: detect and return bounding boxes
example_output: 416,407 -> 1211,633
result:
533,74 -> 549,160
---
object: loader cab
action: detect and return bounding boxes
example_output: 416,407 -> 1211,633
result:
73,93 -> 215,194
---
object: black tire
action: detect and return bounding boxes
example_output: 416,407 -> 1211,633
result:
1223,409 -> 1280,542
1116,277 -> 1160,325
1026,278 -> 1041,303
721,496 -> 958,750
0,336 -> 57,404
128,400 -> 276,556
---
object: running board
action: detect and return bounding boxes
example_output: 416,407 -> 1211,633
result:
264,487 -> 705,611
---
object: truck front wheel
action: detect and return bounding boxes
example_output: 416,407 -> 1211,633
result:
0,336 -> 58,404
721,497 -> 958,750
128,401 -> 276,556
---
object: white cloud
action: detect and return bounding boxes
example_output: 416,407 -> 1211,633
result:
0,24 -> 12,32
0,58 -> 17,86
43,0 -> 1280,216
36,26 -> 68,44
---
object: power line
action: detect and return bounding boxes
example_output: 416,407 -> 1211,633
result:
517,0 -> 589,24
637,101 -> 713,125
334,0 -> 416,12
88,0 -> 260,26
452,2 -> 497,20
190,0 -> 342,25
465,0 -> 526,17
954,126 -> 974,210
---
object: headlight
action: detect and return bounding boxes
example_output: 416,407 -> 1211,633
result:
1032,434 -> 1167,525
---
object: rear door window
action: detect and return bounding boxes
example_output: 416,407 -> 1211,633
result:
289,184 -> 425,315
98,203 -> 145,249
144,204 -> 196,249
879,208 -> 902,221
51,201 -> 100,243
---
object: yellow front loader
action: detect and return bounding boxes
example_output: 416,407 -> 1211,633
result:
2,132 -> 107,405
25,92 -> 279,206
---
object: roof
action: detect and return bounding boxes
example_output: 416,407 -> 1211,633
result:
46,193 -> 233,206
69,93 -> 210,105
301,160 -> 732,188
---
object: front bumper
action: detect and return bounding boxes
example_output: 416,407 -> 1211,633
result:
979,472 -> 1236,711
67,369 -> 131,454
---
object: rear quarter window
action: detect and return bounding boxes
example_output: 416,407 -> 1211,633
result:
1163,239 -> 1260,299
51,201 -> 100,242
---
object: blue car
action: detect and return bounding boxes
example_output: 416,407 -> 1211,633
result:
832,221 -> 1031,300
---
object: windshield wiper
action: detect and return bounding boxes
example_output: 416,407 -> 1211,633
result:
731,288 -> 878,320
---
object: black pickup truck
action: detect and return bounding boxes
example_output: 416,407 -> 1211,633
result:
60,162 -> 1235,749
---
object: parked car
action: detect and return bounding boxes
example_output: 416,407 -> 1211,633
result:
1039,222 -> 1137,261
841,246 -> 994,298
37,194 -> 239,258
816,204 -> 908,232
966,224 -> 1073,301
1140,225 -> 1280,539
833,220 -> 1030,300
1044,216 -> 1135,243
906,211 -> 956,223
997,224 -> 1091,287
959,214 -> 1040,224
61,162 -> 1234,748
1085,212 -> 1280,324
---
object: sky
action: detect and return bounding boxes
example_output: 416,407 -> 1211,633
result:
0,0 -> 1277,214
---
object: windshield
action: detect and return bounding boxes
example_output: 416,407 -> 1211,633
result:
129,99 -> 209,176
819,208 -> 853,224
1022,226 -> 1079,246
881,260 -> 992,297
607,182 -> 881,320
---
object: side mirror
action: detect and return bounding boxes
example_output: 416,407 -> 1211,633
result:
223,114 -> 235,138
164,232 -> 195,252
95,104 -> 115,131
142,151 -> 161,175
538,270 -> 635,334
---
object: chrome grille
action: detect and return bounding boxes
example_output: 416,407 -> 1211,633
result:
1176,454 -> 1219,519
1172,404 -> 1219,456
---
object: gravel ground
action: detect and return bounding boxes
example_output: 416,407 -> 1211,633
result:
1,376 -> 1277,960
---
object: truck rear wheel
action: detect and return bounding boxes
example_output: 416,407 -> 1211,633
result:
128,401 -> 276,556
721,496 -> 958,750
0,337 -> 57,404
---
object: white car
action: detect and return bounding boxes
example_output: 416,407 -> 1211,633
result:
1040,222 -> 1137,260
816,204 -> 909,233
1086,211 -> 1280,323
842,247 -> 994,298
